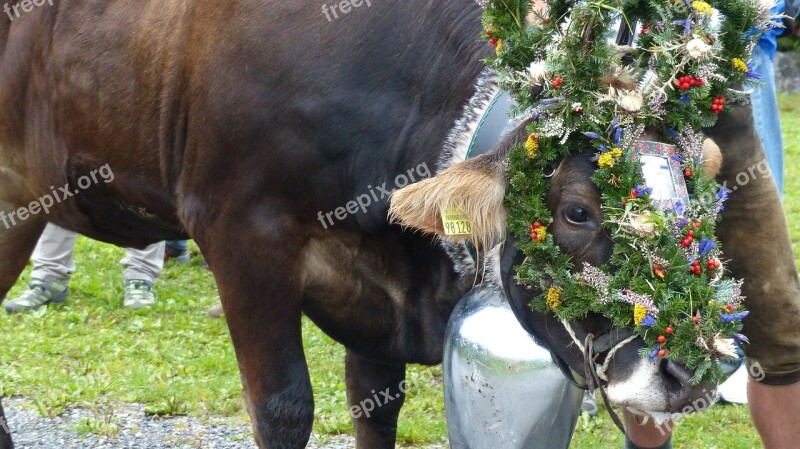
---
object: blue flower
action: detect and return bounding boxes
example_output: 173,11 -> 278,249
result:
747,69 -> 762,80
598,144 -> 608,152
733,333 -> 750,345
721,311 -> 750,323
670,155 -> 684,163
583,131 -> 602,140
609,116 -> 620,133
634,184 -> 653,197
677,218 -> 688,228
540,97 -> 562,106
675,201 -> 685,216
699,238 -> 715,256
673,18 -> 691,34
716,186 -> 729,202
648,346 -> 660,360
666,127 -> 679,139
641,315 -> 656,327
614,127 -> 623,145
680,94 -> 689,103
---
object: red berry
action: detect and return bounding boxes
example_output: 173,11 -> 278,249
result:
681,239 -> 690,248
486,29 -> 493,36
697,78 -> 704,86
693,316 -> 700,323
658,335 -> 666,343
666,326 -> 674,334
726,304 -> 735,312
533,221 -> 541,228
552,76 -> 563,88
688,230 -> 695,236
658,349 -> 667,357
694,221 -> 701,228
489,38 -> 498,46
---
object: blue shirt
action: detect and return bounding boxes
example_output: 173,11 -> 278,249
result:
759,0 -> 786,61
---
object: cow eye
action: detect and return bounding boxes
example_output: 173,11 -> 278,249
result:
565,206 -> 590,224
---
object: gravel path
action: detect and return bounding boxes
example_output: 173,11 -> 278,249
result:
3,398 -> 398,449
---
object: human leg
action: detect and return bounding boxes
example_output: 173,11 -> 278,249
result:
4,223 -> 76,312
120,241 -> 165,308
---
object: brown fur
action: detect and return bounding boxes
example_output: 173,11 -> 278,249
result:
389,153 -> 507,252
701,138 -> 723,179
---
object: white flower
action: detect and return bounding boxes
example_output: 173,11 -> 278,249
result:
712,336 -> 740,359
525,60 -> 548,85
617,91 -> 643,112
686,38 -> 711,59
627,211 -> 657,237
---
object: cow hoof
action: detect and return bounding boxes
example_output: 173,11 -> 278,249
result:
207,303 -> 224,318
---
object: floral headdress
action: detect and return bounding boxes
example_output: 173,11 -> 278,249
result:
479,0 -> 778,383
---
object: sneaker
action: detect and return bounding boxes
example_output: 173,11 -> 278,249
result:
207,302 -> 224,318
123,279 -> 156,309
581,391 -> 598,416
4,278 -> 69,313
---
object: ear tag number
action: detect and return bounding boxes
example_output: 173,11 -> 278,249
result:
441,206 -> 473,237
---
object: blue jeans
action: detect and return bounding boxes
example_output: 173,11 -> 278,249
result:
166,239 -> 188,255
750,46 -> 784,198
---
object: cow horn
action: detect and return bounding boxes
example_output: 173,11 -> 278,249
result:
701,138 -> 722,179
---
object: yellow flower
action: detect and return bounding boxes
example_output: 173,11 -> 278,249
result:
633,304 -> 648,326
530,222 -> 548,242
732,58 -> 748,72
546,286 -> 562,311
691,1 -> 713,15
598,147 -> 623,169
495,40 -> 504,55
524,133 -> 539,158
598,153 -> 614,168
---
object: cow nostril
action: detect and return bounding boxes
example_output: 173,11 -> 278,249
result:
659,359 -> 693,392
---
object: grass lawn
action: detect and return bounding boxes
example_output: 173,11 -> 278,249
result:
1,94 -> 799,448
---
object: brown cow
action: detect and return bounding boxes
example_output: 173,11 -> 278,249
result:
0,1 -> 798,448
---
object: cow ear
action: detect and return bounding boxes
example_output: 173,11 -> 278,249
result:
701,138 -> 722,179
389,154 -> 506,247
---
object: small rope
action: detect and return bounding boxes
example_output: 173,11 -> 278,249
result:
597,334 -> 638,382
561,318 -> 586,353
584,334 -> 627,436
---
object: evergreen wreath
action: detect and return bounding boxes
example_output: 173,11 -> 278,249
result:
478,0 -> 779,384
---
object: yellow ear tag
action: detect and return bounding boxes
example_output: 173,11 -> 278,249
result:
441,206 -> 473,237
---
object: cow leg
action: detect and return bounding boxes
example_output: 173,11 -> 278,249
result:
194,217 -> 313,449
0,399 -> 12,449
345,350 -> 406,449
0,203 -> 45,449
0,203 -> 46,298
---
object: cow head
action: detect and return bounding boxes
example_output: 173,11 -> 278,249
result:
389,124 -> 724,415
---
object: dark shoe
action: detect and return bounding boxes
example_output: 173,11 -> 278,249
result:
164,245 -> 190,264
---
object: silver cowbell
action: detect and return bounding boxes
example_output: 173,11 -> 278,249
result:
443,286 -> 583,449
